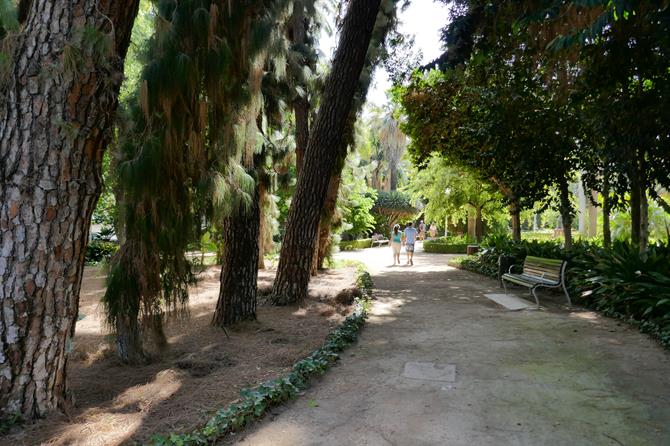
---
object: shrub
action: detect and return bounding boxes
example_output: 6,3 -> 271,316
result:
339,238 -> 372,250
148,269 -> 373,446
452,235 -> 670,349
85,240 -> 119,264
423,241 -> 468,254
574,241 -> 670,347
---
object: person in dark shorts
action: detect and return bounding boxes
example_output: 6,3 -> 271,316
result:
404,222 -> 417,265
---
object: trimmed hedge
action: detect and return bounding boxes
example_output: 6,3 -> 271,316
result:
147,269 -> 374,445
339,238 -> 373,250
423,241 -> 468,254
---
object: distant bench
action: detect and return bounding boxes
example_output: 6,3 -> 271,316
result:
371,234 -> 389,247
501,255 -> 571,308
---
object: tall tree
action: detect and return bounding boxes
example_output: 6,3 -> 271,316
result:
0,0 -> 140,419
210,3 -> 290,327
312,0 -> 401,273
271,0 -> 382,304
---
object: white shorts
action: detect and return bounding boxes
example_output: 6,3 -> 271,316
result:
391,242 -> 401,254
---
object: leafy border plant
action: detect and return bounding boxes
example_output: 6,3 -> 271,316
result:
147,268 -> 374,446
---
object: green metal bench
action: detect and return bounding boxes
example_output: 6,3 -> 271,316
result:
501,255 -> 571,308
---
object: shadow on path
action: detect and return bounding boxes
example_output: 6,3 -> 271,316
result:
234,246 -> 670,446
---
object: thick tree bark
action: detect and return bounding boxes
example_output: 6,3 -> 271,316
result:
115,315 -> 146,365
213,186 -> 261,326
558,180 -> 573,250
290,6 -> 310,175
271,0 -> 381,304
314,172 -> 342,274
294,99 -> 310,175
0,0 -> 139,419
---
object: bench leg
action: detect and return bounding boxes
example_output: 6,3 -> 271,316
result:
531,286 -> 540,309
562,284 -> 572,307
502,279 -> 508,295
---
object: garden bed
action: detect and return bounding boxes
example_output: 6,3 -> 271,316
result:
423,241 -> 468,254
339,238 -> 373,250
448,237 -> 670,349
5,266 -> 365,446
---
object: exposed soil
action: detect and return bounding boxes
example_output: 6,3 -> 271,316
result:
5,265 -> 359,446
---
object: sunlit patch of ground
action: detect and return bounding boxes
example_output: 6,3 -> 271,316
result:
6,265 -> 360,446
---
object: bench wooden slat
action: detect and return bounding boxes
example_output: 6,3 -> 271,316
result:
501,255 -> 571,308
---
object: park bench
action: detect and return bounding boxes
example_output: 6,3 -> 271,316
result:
371,234 -> 389,247
501,255 -> 571,308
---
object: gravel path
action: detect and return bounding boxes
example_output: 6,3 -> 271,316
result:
234,244 -> 670,446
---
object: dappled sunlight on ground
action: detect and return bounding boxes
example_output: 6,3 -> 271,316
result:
238,245 -> 670,446
6,266 -> 362,446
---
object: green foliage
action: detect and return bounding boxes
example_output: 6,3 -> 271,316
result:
423,241 -> 468,254
0,411 -> 21,435
574,242 -> 670,347
146,269 -> 373,446
403,155 -> 505,230
371,190 -> 417,230
452,235 -> 670,348
339,154 -> 378,238
339,238 -> 373,251
85,240 -> 119,265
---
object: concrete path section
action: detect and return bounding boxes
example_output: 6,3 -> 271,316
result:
234,245 -> 670,446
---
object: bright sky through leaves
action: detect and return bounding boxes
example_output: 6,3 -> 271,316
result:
319,0 -> 450,107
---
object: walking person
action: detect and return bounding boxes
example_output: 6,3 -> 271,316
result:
419,220 -> 426,241
429,222 -> 437,239
404,222 -> 418,265
390,224 -> 402,266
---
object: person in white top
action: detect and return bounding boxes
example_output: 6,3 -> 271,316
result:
404,222 -> 418,266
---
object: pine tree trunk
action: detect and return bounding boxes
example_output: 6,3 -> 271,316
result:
213,186 -> 261,327
114,307 -> 147,365
559,180 -> 573,250
295,100 -> 310,175
271,0 -> 381,305
0,0 -> 139,419
291,6 -> 309,175
313,172 -> 342,274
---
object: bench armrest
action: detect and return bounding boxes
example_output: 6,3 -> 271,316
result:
508,264 -> 522,274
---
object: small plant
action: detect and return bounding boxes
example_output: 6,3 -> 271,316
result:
85,240 -> 119,264
0,412 -> 21,435
147,268 -> 374,445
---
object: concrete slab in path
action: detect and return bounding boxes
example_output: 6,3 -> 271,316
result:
233,248 -> 670,446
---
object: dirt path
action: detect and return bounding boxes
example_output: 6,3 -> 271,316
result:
6,266 -> 360,446
235,244 -> 670,445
